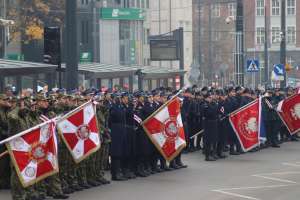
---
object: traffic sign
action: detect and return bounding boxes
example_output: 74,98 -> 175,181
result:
273,64 -> 285,76
246,59 -> 259,72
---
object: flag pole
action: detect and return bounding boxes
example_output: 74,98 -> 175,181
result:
0,120 -> 53,146
190,130 -> 204,139
141,86 -> 187,126
0,150 -> 8,159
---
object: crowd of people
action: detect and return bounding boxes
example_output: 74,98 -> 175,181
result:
182,85 -> 299,161
0,85 -> 299,200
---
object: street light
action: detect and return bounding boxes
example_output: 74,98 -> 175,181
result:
0,19 -> 14,26
0,18 -> 15,58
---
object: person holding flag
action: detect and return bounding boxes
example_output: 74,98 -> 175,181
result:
7,97 -> 39,200
262,89 -> 281,148
0,94 -> 12,190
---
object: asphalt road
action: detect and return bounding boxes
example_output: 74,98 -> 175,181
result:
1,141 -> 300,200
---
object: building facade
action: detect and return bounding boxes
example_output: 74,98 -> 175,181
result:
244,0 -> 300,87
192,0 -> 237,87
149,0 -> 193,86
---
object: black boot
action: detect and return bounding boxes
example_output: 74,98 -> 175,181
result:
169,160 -> 180,170
111,159 -> 127,181
229,145 -> 239,155
205,155 -> 217,161
151,158 -> 161,173
135,164 -> 148,177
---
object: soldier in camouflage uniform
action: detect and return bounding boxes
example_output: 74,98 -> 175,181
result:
0,94 -> 11,190
56,94 -> 81,194
7,97 -> 39,200
74,96 -> 94,189
95,95 -> 110,184
35,95 -> 69,199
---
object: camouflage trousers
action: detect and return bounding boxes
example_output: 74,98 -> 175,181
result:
0,149 -> 10,189
95,143 -> 110,178
10,164 -> 38,200
59,144 -> 78,190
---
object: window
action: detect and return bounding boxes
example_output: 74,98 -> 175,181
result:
81,21 -> 89,44
256,27 -> 265,44
136,0 -> 140,8
212,4 -> 220,17
144,29 -> 150,44
141,0 -> 145,8
271,27 -> 281,43
146,0 -> 149,9
287,0 -> 295,15
130,0 -> 135,7
81,0 -> 89,5
272,0 -> 280,16
213,31 -> 220,41
256,0 -> 265,16
228,3 -> 236,17
287,26 -> 296,44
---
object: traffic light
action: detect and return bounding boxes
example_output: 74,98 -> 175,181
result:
44,27 -> 61,65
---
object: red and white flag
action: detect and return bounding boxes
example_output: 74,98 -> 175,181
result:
142,97 -> 186,162
6,121 -> 58,188
277,94 -> 300,135
229,99 -> 260,152
57,101 -> 100,163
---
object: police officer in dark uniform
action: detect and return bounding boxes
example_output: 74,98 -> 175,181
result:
216,89 -> 227,159
121,92 -> 137,179
134,92 -> 150,177
109,93 -> 127,181
224,87 -> 240,155
202,91 -> 219,161
142,93 -> 157,174
263,89 -> 280,148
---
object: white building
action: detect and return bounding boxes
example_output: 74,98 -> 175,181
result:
148,0 -> 193,85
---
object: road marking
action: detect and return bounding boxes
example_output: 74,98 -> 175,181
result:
214,184 -> 292,191
213,190 -> 260,200
282,163 -> 300,167
212,171 -> 300,199
252,174 -> 297,184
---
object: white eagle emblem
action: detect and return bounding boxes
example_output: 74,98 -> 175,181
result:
245,117 -> 257,133
291,103 -> 300,120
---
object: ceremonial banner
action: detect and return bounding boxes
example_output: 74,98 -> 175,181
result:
277,94 -> 300,135
6,121 -> 58,188
142,97 -> 186,162
57,101 -> 100,163
229,99 -> 260,152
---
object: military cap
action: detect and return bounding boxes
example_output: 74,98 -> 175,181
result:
36,94 -> 49,101
185,88 -> 192,93
243,88 -> 251,94
195,91 -> 201,96
227,87 -> 235,93
235,86 -> 244,93
0,94 -> 9,100
151,89 -> 159,96
216,89 -> 225,96
133,91 -> 144,98
203,92 -> 211,99
8,96 -> 18,102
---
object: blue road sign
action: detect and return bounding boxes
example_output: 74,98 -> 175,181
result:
246,59 -> 259,72
273,64 -> 285,76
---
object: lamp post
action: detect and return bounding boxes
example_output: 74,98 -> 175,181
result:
0,19 -> 15,59
280,0 -> 286,88
65,0 -> 78,90
235,0 -> 244,86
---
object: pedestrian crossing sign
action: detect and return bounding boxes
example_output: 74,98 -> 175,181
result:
246,59 -> 260,72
